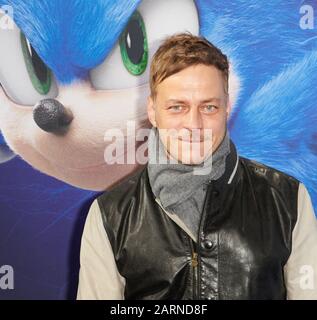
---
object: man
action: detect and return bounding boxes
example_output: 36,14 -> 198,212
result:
77,33 -> 317,300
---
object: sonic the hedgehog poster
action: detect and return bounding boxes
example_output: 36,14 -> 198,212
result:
0,0 -> 316,299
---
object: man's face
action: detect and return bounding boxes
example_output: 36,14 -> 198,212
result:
147,64 -> 230,164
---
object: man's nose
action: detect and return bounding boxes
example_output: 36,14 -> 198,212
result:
183,108 -> 203,129
33,98 -> 73,134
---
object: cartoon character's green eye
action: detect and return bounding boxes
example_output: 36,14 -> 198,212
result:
20,32 -> 51,95
119,10 -> 148,76
89,1 -> 198,90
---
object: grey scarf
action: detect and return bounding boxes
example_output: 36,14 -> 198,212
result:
147,127 -> 231,238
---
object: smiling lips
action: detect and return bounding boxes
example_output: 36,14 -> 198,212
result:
177,133 -> 211,143
178,137 -> 204,143
173,129 -> 212,143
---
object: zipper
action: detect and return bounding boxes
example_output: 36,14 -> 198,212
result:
189,237 -> 199,299
187,182 -> 213,300
156,196 -> 200,298
189,181 -> 212,300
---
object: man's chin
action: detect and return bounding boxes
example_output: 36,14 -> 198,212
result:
179,141 -> 213,164
169,151 -> 213,165
160,138 -> 213,164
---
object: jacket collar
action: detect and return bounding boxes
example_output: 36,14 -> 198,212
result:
143,140 -> 241,243
213,139 -> 240,190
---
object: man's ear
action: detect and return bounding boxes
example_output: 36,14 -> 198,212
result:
147,95 -> 157,127
226,95 -> 232,118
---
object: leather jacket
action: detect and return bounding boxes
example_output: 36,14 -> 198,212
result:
96,141 -> 299,300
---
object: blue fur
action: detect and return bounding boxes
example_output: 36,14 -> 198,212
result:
196,0 -> 317,109
0,0 -> 316,211
197,0 -> 317,209
0,0 -> 141,83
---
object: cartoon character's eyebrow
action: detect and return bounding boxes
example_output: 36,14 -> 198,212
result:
3,0 -> 142,83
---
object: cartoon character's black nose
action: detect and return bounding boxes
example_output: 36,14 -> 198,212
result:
33,99 -> 73,134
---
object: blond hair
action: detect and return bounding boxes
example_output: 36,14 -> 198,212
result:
150,32 -> 229,99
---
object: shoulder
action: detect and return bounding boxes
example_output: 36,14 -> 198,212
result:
238,156 -> 300,194
96,165 -> 148,216
238,157 -> 303,230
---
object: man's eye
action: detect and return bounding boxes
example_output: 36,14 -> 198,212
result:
203,105 -> 217,113
170,105 -> 183,112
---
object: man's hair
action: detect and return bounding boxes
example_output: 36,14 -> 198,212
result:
150,32 -> 229,99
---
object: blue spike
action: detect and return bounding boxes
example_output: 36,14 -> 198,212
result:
0,0 -> 141,83
197,0 -> 317,211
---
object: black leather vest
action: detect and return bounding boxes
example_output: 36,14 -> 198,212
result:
97,142 -> 299,300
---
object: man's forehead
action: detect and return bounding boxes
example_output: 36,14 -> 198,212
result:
157,75 -> 227,98
166,97 -> 223,104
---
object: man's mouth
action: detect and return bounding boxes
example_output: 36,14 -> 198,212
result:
178,137 -> 204,143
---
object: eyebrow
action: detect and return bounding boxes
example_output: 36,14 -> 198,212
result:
166,98 -> 222,104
